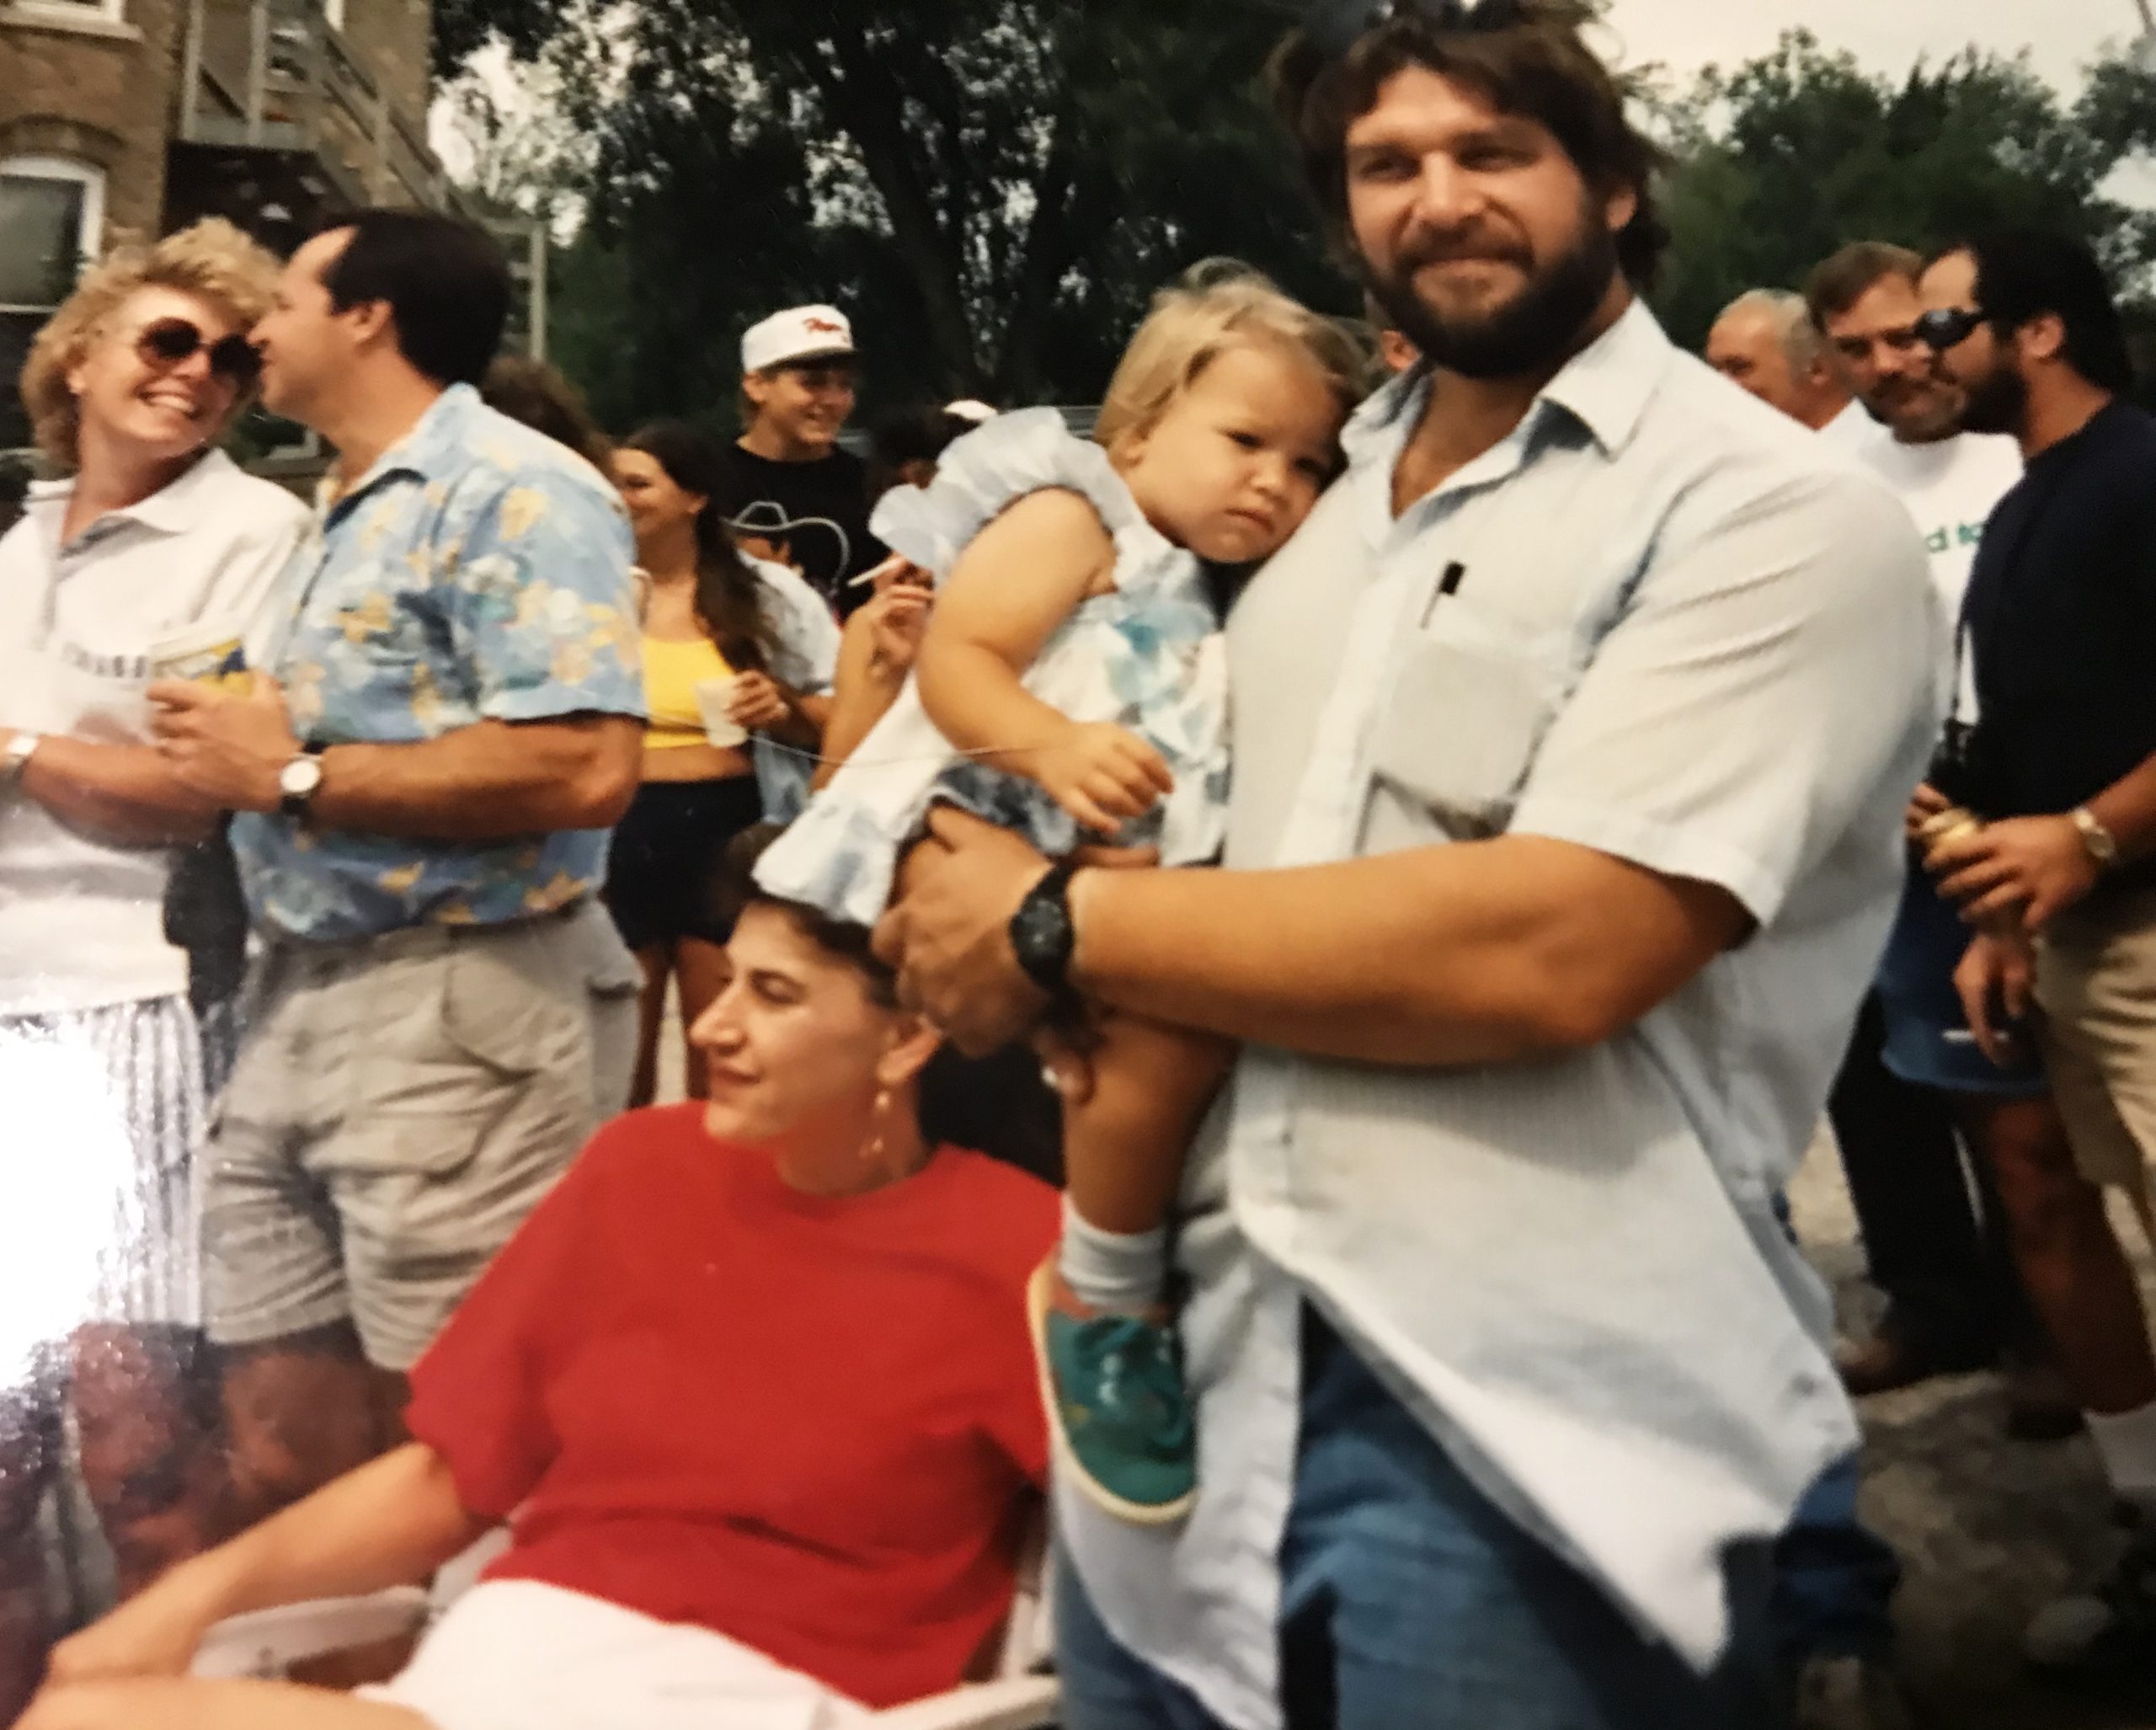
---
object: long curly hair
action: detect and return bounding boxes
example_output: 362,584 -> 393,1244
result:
20,218 -> 283,472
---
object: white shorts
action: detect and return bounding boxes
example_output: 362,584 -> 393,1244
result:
358,1581 -> 875,1730
0,995 -> 205,1363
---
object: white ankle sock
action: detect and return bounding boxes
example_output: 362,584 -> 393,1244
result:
1059,1195 -> 1166,1317
2087,1398 -> 2156,1512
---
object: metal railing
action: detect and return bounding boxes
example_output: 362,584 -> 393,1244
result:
177,0 -> 474,219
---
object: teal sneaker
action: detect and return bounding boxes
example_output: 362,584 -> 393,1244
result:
1028,1261 -> 1197,1525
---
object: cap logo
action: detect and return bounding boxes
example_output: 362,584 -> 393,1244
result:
804,317 -> 846,335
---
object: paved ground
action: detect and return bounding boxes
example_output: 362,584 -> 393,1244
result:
1788,1137 -> 2156,1730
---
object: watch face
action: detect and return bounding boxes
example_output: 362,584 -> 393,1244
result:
280,757 -> 323,798
1012,896 -> 1065,962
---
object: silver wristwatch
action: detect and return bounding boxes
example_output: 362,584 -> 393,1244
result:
278,750 -> 325,820
2,732 -> 40,788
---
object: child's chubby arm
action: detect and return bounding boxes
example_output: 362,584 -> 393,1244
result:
915,488 -> 1173,837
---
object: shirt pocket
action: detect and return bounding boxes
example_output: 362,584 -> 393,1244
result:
1365,600 -> 1570,841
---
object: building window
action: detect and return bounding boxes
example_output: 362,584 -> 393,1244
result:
4,0 -> 130,25
0,156 -> 103,451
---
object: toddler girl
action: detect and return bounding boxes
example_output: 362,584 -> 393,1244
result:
756,265 -> 1364,1522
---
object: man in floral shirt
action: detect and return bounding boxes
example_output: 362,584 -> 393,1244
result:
151,211 -> 645,1530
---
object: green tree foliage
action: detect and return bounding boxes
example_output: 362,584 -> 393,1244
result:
442,0 -> 1352,426
439,3 -> 2156,430
1650,31 -> 2156,350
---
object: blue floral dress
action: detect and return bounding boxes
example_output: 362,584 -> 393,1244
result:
755,408 -> 1230,927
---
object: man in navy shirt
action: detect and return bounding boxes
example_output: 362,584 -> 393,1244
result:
1919,227 -> 2156,1682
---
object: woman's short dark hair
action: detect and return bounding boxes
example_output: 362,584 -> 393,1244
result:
480,355 -> 612,473
619,420 -> 774,672
1267,0 -> 1670,290
1953,229 -> 2136,397
713,824 -> 1065,1183
315,209 -> 510,387
715,823 -> 895,1001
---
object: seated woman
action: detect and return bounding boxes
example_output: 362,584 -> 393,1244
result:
22,827 -> 1058,1730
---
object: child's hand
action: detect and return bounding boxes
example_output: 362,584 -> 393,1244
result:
1031,723 -> 1173,836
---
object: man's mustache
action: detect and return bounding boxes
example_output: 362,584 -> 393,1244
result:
1390,232 -> 1533,275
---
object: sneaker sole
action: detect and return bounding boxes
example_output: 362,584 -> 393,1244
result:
1027,1261 -> 1197,1529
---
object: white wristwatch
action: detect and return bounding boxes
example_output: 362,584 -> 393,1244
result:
278,750 -> 325,820
2,732 -> 39,788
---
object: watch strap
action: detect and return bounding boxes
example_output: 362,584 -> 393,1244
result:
2071,805 -> 2120,872
1010,858 -> 1081,997
2,732 -> 38,784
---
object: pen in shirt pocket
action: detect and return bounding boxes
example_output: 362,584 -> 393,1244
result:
1419,561 -> 1468,627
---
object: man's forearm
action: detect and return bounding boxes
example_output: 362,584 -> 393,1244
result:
312,716 -> 640,841
21,738 -> 220,846
1068,835 -> 1743,1066
2084,750 -> 2156,865
183,1444 -> 488,1626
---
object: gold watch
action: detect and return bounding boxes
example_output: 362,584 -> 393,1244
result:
2070,806 -> 2121,873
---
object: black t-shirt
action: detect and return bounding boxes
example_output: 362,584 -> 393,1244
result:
712,443 -> 884,616
1955,399 -> 2156,888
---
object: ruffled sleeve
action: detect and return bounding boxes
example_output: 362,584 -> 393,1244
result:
869,408 -> 1178,591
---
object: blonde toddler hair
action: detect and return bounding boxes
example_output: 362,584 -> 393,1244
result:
20,217 -> 284,471
1093,261 -> 1372,461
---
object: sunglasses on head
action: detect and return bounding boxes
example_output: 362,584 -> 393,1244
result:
134,317 -> 262,389
1303,0 -> 1525,63
1913,307 -> 1988,352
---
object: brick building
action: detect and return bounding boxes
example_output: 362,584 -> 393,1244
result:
0,0 -> 543,451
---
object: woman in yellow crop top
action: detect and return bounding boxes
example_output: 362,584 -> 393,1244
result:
607,424 -> 831,1106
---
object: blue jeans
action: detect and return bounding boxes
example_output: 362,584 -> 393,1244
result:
1056,1311 -> 1790,1730
1765,1194 -> 1903,1663
1774,1454 -> 1901,1661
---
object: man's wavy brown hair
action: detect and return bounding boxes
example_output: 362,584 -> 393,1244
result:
1268,1 -> 1670,290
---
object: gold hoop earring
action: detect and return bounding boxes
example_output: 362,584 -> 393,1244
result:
866,1087 -> 892,1163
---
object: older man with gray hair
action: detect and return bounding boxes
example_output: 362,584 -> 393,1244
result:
1708,288 -> 1861,439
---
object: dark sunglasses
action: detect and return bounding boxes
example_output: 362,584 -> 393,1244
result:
1913,307 -> 1988,352
1304,0 -> 1524,62
134,317 -> 262,388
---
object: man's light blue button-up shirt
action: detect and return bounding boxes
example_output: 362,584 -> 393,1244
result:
1059,303 -> 1945,1730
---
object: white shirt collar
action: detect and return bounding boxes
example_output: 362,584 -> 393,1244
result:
1343,297 -> 1676,473
27,449 -> 245,545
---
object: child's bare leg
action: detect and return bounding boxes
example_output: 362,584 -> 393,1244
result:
1032,1012 -> 1228,1524
1050,1012 -> 1230,1318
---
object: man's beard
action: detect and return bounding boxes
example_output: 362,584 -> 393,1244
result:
1955,359 -> 2028,439
1363,199 -> 1620,382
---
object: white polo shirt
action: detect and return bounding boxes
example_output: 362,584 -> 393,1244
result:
0,451 -> 308,1016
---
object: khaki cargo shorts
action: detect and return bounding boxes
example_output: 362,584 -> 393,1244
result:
200,900 -> 640,1371
2034,883 -> 2156,1193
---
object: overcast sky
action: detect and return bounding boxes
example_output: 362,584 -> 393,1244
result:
1601,0 -> 2148,94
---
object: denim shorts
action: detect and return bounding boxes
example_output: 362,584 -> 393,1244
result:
1876,867 -> 2045,1097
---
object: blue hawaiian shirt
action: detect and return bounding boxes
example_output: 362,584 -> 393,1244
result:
230,385 -> 643,942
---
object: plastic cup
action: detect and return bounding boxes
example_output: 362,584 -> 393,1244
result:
695,675 -> 748,747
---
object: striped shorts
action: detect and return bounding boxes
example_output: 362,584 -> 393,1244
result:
0,995 -> 208,1344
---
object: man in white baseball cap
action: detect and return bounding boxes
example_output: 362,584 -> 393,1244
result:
716,304 -> 881,613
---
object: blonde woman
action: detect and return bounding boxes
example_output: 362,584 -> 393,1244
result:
758,266 -> 1363,1525
0,218 -> 306,1718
